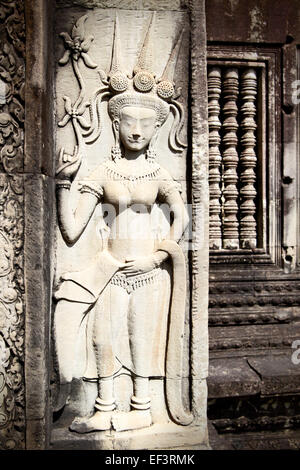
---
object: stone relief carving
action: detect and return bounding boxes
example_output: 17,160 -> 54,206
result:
53,12 -> 193,435
0,2 -> 24,173
0,177 -> 24,451
0,0 -> 25,450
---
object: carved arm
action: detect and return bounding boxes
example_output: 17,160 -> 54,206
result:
155,189 -> 189,264
56,184 -> 99,246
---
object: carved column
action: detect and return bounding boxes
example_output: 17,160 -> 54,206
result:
208,66 -> 222,250
240,68 -> 257,249
222,68 -> 239,249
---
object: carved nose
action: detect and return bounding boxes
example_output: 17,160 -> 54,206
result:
131,121 -> 142,139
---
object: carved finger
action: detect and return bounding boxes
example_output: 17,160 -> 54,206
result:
122,262 -> 135,269
56,160 -> 77,175
121,267 -> 136,274
121,260 -> 135,267
126,271 -> 141,277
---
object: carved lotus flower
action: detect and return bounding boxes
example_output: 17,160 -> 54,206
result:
59,14 -> 97,68
58,95 -> 89,128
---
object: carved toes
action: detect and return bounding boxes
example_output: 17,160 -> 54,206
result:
69,411 -> 112,433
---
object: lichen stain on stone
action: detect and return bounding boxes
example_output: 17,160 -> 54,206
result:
249,6 -> 267,42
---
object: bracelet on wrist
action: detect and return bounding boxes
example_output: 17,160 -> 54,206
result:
56,179 -> 71,190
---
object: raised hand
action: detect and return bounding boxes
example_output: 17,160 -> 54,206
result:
56,145 -> 83,181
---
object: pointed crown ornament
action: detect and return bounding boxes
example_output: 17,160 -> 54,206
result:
104,12 -> 186,151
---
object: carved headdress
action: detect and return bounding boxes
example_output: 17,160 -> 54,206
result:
87,13 -> 186,153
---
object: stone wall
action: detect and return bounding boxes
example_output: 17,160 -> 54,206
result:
206,0 -> 300,450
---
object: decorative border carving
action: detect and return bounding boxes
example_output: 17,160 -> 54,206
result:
0,175 -> 24,450
209,311 -> 292,327
0,0 -> 25,450
209,280 -> 300,309
209,336 -> 294,351
0,0 -> 25,174
212,414 -> 300,434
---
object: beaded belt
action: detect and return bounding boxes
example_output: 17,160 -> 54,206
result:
110,267 -> 161,294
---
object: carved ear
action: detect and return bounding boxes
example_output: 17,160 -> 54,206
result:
149,123 -> 160,149
151,122 -> 161,141
113,119 -> 120,132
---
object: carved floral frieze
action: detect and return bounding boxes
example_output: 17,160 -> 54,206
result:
209,281 -> 300,309
0,175 -> 24,450
0,0 -> 25,450
0,1 -> 25,173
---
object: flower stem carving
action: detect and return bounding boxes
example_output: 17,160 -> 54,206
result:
57,14 -> 99,168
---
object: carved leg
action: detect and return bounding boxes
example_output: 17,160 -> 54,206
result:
70,284 -> 123,433
70,377 -> 115,433
111,273 -> 169,432
112,376 -> 152,432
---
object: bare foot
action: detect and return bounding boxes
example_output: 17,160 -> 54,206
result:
112,410 -> 152,432
70,411 -> 112,433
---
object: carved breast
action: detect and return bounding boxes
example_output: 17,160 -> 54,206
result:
103,180 -> 159,208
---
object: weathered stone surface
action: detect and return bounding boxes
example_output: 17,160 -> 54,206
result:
209,392 -> 300,433
205,0 -> 300,452
24,173 -> 55,449
22,0 -> 56,450
231,429 -> 300,451
248,355 -> 300,396
210,426 -> 300,451
208,358 -> 260,398
208,352 -> 300,449
189,0 -> 209,384
206,0 -> 300,44
51,423 -> 207,450
231,431 -> 300,451
24,0 -> 54,176
209,323 -> 299,351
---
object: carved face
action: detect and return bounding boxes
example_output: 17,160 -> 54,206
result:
115,106 -> 159,152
